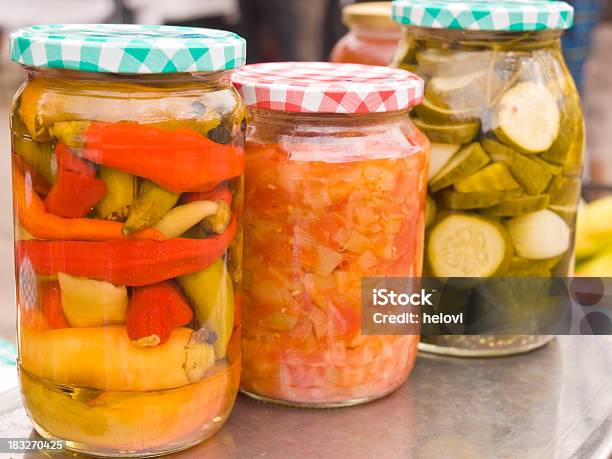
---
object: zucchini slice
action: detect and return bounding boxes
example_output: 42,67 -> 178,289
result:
425,71 -> 488,110
427,214 -> 512,277
540,95 -> 584,174
429,142 -> 490,192
416,49 -> 491,77
453,162 -> 520,193
506,209 -> 571,260
414,97 -> 480,124
505,256 -> 562,277
441,188 -> 522,210
482,194 -> 550,217
547,175 -> 581,207
427,143 -> 461,181
531,156 -> 563,175
482,138 -> 552,195
414,117 -> 480,145
495,81 -> 560,154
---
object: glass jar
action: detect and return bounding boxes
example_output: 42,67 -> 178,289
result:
330,2 -> 400,66
10,25 -> 246,456
233,62 -> 427,407
391,1 -> 582,356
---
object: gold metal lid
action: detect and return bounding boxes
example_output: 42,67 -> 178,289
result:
342,2 -> 399,30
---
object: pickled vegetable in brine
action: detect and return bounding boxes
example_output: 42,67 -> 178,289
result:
392,21 -> 584,354
12,71 -> 246,454
241,127 -> 427,405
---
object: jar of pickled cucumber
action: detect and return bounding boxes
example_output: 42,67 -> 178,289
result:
391,1 -> 583,356
330,2 -> 400,66
10,24 -> 246,456
233,62 -> 427,407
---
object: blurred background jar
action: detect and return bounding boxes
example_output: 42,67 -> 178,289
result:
329,2 -> 400,65
233,62 -> 427,407
10,24 -> 245,456
391,0 -> 583,357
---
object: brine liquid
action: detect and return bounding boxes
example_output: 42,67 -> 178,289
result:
18,364 -> 239,457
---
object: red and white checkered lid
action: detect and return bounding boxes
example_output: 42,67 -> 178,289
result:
232,62 -> 424,114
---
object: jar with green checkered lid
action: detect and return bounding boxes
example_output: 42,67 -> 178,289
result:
391,0 -> 584,357
10,24 -> 246,456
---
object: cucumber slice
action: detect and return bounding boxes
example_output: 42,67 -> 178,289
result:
495,81 -> 560,154
482,194 -> 550,217
425,195 -> 437,228
540,96 -> 584,174
506,209 -> 571,260
416,49 -> 491,77
414,97 -> 480,125
441,189 -> 522,210
505,256 -> 562,277
561,119 -> 585,176
427,214 -> 512,277
482,138 -> 552,195
453,162 -> 520,193
429,142 -> 490,193
539,113 -> 576,165
427,143 -> 461,181
414,117 -> 480,145
425,71 -> 488,111
547,175 -> 581,207
531,156 -> 563,176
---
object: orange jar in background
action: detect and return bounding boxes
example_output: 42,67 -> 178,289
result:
330,2 -> 400,66
233,62 -> 427,407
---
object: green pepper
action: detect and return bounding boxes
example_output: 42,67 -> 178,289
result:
96,167 -> 136,220
123,180 -> 179,235
178,258 -> 235,359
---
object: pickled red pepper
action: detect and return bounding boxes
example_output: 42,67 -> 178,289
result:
126,282 -> 194,346
42,282 -> 70,329
45,168 -> 107,218
79,122 -> 244,192
18,219 -> 237,286
182,182 -> 232,205
13,168 -> 162,241
55,144 -> 96,177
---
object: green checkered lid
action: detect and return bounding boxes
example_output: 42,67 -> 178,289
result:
10,24 -> 246,74
392,0 -> 574,31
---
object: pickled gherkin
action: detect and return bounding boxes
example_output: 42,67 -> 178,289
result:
547,175 -> 581,209
494,81 -> 560,154
505,256 -> 562,277
429,142 -> 490,192
414,97 -> 480,124
482,139 -> 552,195
427,143 -> 460,181
453,162 -> 520,193
441,188 -> 522,210
426,214 -> 512,278
413,117 -> 480,144
482,194 -> 550,217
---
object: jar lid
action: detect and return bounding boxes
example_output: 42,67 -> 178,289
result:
343,2 -> 399,30
391,0 -> 574,31
10,24 -> 246,74
232,62 -> 424,114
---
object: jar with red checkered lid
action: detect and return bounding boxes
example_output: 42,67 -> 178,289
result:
233,61 -> 428,407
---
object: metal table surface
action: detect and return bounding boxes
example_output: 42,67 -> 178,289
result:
0,336 -> 610,459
